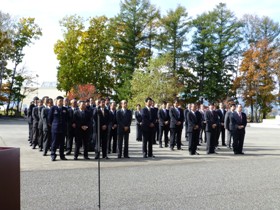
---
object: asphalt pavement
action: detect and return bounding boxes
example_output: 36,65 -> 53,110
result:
1,118 -> 280,210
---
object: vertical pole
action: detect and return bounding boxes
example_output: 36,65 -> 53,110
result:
97,112 -> 101,209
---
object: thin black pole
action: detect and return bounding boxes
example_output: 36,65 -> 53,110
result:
97,112 -> 101,209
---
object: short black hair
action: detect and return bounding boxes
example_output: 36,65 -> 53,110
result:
145,97 -> 152,102
56,96 -> 64,100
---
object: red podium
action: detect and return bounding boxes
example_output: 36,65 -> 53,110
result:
0,147 -> 20,210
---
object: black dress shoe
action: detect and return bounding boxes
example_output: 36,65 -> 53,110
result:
178,148 -> 183,150
222,144 -> 227,146
239,152 -> 245,155
60,157 -> 68,160
103,156 -> 109,159
43,153 -> 47,156
143,155 -> 148,158
124,156 -> 130,158
65,151 -> 71,155
94,156 -> 99,160
74,157 -> 78,160
159,145 -> 163,148
118,156 -> 121,159
170,148 -> 174,151
84,157 -> 90,160
165,144 -> 168,147
195,152 -> 200,155
51,158 -> 56,161
197,143 -> 201,146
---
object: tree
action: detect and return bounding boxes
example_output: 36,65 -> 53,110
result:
157,5 -> 190,72
234,40 -> 277,120
79,16 -> 114,96
129,54 -> 183,107
189,3 -> 242,103
54,15 -> 84,94
111,0 -> 158,100
6,17 -> 42,115
67,84 -> 99,100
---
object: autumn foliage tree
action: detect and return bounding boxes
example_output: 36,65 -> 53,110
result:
234,39 -> 278,120
67,84 -> 99,100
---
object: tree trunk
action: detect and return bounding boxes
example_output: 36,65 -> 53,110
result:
250,100 -> 254,122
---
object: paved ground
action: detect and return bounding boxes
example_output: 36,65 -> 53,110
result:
1,118 -> 280,210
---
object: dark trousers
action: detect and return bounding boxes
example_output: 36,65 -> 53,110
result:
233,130 -> 245,154
38,127 -> 44,149
152,124 -> 159,143
170,127 -> 182,149
51,132 -> 65,159
118,132 -> 129,158
136,123 -> 142,141
108,128 -> 117,153
32,123 -> 39,146
215,126 -> 221,147
142,128 -> 153,157
159,125 -> 169,146
43,129 -> 51,155
206,129 -> 216,154
66,130 -> 75,153
28,123 -> 33,141
75,130 -> 89,158
226,129 -> 233,147
220,126 -> 226,145
95,129 -> 108,158
199,124 -> 206,143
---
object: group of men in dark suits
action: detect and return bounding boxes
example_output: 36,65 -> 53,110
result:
27,95 -> 247,161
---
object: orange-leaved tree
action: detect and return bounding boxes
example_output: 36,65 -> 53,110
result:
233,39 -> 278,120
67,84 -> 100,100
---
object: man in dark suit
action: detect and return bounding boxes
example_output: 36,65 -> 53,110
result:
32,99 -> 43,149
199,104 -> 206,143
108,102 -> 118,154
116,100 -> 132,158
135,104 -> 142,142
184,104 -> 191,141
93,98 -> 110,159
205,103 -> 219,154
224,103 -> 236,149
48,96 -> 68,161
27,97 -> 37,144
65,99 -> 78,155
141,97 -> 157,158
158,101 -> 170,148
38,96 -> 49,151
231,104 -> 247,155
42,98 -> 53,156
169,99 -> 184,150
216,102 -> 227,146
187,103 -> 201,155
72,101 -> 91,160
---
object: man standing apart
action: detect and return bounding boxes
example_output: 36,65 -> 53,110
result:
169,99 -> 184,151
231,104 -> 247,155
141,97 -> 156,158
116,100 -> 132,158
48,96 -> 68,161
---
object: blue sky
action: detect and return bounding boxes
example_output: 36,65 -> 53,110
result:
1,0 -> 280,83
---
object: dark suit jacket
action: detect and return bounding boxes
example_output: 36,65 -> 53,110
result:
225,111 -> 233,130
141,107 -> 157,131
169,107 -> 184,129
135,110 -> 142,125
93,107 -> 110,130
108,110 -> 117,128
204,110 -> 219,132
184,109 -> 190,126
116,109 -> 132,134
48,106 -> 68,134
41,106 -> 50,132
32,106 -> 39,125
158,109 -> 170,127
28,104 -> 35,124
73,109 -> 91,133
187,111 -> 199,132
231,112 -> 247,132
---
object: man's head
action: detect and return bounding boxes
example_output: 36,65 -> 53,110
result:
236,104 -> 242,113
145,97 -> 152,107
161,101 -> 167,109
230,103 -> 236,111
121,100 -> 127,109
110,102 -> 116,110
79,101 -> 86,110
191,103 -> 196,112
136,104 -> 141,110
100,98 -> 105,108
56,96 -> 64,107
219,102 -> 224,109
173,99 -> 180,108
